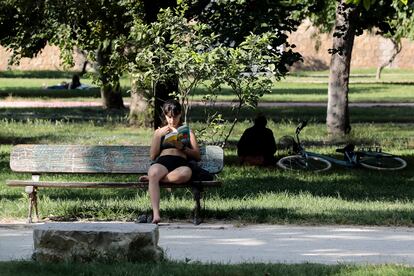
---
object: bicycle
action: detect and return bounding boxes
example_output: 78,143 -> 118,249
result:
277,121 -> 407,172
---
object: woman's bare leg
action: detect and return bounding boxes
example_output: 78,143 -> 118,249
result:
147,164 -> 168,224
162,166 -> 192,183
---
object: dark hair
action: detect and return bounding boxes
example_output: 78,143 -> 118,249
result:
162,99 -> 182,117
254,114 -> 267,128
69,74 -> 81,89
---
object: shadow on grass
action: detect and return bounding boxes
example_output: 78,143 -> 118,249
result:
0,150 -> 10,169
0,194 -> 24,201
271,87 -> 328,95
35,195 -> 414,225
4,154 -> 413,204
349,83 -> 414,95
193,86 -> 329,96
0,70 -> 79,79
5,167 -> 413,225
0,87 -> 101,98
204,206 -> 414,225
217,154 -> 414,203
0,107 -> 128,123
0,134 -> 64,145
1,105 -> 414,124
190,106 -> 414,124
47,206 -> 194,222
352,81 -> 414,86
38,186 -> 146,201
47,205 -> 142,222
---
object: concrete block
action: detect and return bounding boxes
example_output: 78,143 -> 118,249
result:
33,223 -> 163,262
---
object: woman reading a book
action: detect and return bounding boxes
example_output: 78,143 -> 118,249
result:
140,99 -> 200,224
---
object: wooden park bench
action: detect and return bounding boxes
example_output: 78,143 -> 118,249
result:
6,145 -> 224,225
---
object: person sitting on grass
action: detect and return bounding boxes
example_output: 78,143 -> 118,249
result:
45,74 -> 82,90
237,114 -> 277,166
139,99 -> 200,224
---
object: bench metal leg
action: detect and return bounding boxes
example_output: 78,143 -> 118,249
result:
26,174 -> 41,223
26,186 -> 38,223
192,186 -> 203,225
27,194 -> 33,224
33,188 -> 39,221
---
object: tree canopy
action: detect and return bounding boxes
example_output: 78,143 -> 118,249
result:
1,0 -> 308,128
296,0 -> 413,135
121,5 -> 281,143
188,0 -> 302,74
9,0 -> 413,135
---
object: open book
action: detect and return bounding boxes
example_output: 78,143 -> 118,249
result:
163,125 -> 190,147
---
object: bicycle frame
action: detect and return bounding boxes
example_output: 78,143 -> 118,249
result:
293,122 -> 357,168
304,151 -> 355,168
281,121 -> 407,171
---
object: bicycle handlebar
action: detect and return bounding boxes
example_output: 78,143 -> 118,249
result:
296,120 -> 308,134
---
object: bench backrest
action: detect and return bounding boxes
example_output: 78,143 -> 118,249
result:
10,145 -> 224,174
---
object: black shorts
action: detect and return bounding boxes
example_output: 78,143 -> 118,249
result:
153,155 -> 188,172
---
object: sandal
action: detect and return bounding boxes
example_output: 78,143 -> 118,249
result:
139,175 -> 149,182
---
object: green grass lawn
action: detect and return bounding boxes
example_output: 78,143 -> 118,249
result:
0,69 -> 413,225
1,105 -> 413,125
0,70 -> 414,272
287,68 -> 414,82
1,68 -> 414,102
268,82 -> 414,102
0,118 -> 413,225
1,261 -> 413,276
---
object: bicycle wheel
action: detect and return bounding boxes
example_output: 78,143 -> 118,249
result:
359,153 -> 407,171
277,155 -> 332,172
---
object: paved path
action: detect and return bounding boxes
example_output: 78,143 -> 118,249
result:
2,223 -> 414,265
1,100 -> 414,108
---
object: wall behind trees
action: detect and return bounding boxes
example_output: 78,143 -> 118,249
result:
1,21 -> 414,71
0,44 -> 87,71
289,20 -> 414,70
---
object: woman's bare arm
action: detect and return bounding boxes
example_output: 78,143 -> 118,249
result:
182,130 -> 201,161
149,126 -> 171,160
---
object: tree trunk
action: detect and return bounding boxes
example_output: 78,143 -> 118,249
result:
129,78 -> 152,126
142,0 -> 179,129
376,38 -> 402,80
153,78 -> 178,129
96,42 -> 124,109
327,1 -> 358,136
100,81 -> 125,109
80,60 -> 88,76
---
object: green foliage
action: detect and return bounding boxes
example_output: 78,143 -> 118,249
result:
0,0 -> 49,64
126,7 -> 218,94
189,0 -> 303,74
205,32 -> 280,146
297,0 -> 414,135
347,0 -> 411,9
291,0 -> 337,33
122,6 -> 220,122
212,33 -> 279,108
123,5 -> 280,143
345,0 -> 414,44
0,0 -> 143,88
387,1 -> 414,41
302,0 -> 413,40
